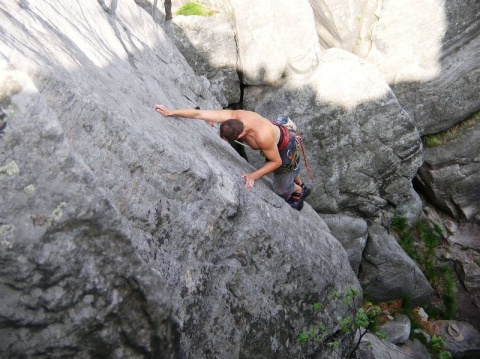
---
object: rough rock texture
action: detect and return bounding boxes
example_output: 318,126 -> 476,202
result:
356,333 -> 418,359
168,0 -> 479,234
230,0 -> 321,85
456,252 -> 480,295
391,0 -> 480,134
359,223 -> 433,306
415,121 -> 480,222
251,48 -> 423,218
133,0 -> 168,25
430,320 -> 480,359
424,206 -> 480,332
449,223 -> 480,251
308,0 -> 379,53
379,314 -> 411,345
165,14 -> 241,107
0,64 -> 180,358
397,339 -> 432,359
447,236 -> 480,332
1,1 -> 361,358
321,215 -> 368,275
309,0 -> 480,135
2,0 -> 478,357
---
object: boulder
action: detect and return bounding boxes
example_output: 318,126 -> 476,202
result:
165,13 -> 241,107
356,332 -> 419,359
321,215 -> 368,275
310,0 -> 480,135
430,320 -> 480,359
379,314 -> 411,344
414,121 -> 480,222
0,63 -> 180,359
449,223 -> 480,251
1,1 -> 361,358
391,1 -> 480,134
308,0 -> 379,53
251,48 -> 423,218
359,223 -> 433,306
397,339 -> 432,359
230,0 -> 321,85
454,249 -> 480,294
392,187 -> 423,226
453,248 -> 480,334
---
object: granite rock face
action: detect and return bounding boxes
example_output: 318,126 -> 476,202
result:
1,1 -> 360,358
165,0 -> 479,224
390,0 -> 480,135
359,223 -> 433,307
321,215 -> 368,275
165,14 -> 241,107
0,64 -> 180,359
228,0 -> 321,85
309,0 -> 480,135
251,49 -> 423,218
415,121 -> 480,222
2,0 -> 478,357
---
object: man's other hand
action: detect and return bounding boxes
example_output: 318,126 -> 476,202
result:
242,174 -> 255,190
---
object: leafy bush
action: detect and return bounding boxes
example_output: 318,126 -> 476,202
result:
430,335 -> 453,359
298,288 -> 385,358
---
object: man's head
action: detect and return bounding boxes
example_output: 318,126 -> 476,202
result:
220,119 -> 244,142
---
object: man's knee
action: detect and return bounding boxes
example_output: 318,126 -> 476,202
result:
273,186 -> 293,201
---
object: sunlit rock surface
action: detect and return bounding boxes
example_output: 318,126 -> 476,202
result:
0,1 -> 360,358
309,0 -> 480,134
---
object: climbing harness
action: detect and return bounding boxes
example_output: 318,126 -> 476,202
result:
273,117 -> 313,180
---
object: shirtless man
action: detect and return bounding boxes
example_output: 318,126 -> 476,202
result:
154,105 -> 310,210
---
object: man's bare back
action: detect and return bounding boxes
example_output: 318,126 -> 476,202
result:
230,110 -> 280,151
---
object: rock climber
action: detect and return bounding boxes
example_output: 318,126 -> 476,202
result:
154,105 -> 310,210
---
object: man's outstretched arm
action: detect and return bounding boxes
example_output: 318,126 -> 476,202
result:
154,105 -> 235,123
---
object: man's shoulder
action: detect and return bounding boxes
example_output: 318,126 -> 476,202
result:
235,110 -> 269,123
232,109 -> 252,118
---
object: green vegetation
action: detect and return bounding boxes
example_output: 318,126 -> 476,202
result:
391,217 -> 456,358
430,336 -> 453,359
300,218 -> 458,357
299,288 -> 386,358
422,109 -> 480,148
175,2 -> 217,16
417,221 -> 444,285
391,218 -> 456,319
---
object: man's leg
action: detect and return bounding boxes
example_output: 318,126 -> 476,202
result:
294,176 -> 302,186
293,182 -> 302,193
272,171 -> 304,210
286,178 -> 304,211
294,175 -> 311,199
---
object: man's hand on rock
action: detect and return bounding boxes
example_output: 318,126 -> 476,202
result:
154,104 -> 170,117
242,173 -> 255,190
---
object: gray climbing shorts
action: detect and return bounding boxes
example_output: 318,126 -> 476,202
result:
272,132 -> 300,200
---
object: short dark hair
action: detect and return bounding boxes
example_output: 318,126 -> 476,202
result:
220,119 -> 243,142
